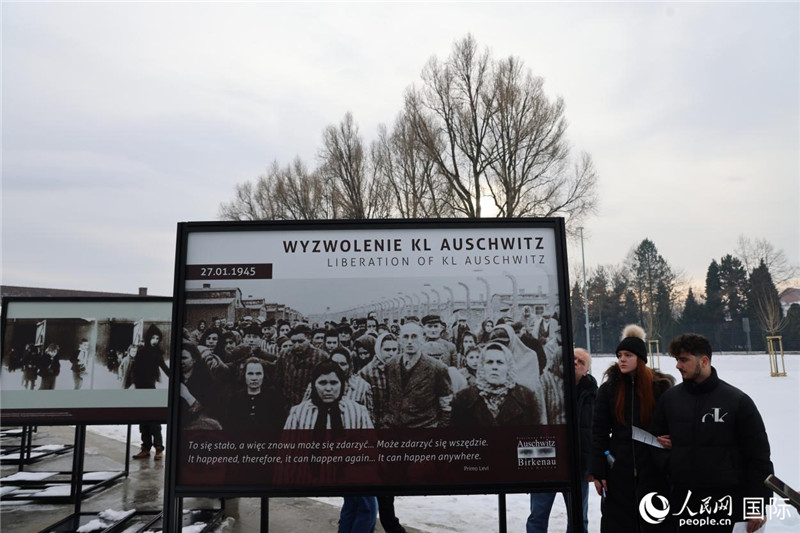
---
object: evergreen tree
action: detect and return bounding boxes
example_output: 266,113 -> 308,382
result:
606,268 -> 639,352
717,254 -> 749,350
681,288 -> 704,332
655,281 -> 675,349
570,281 -> 586,348
629,238 -> 675,339
704,259 -> 724,347
783,304 -> 800,351
587,267 -> 611,353
718,254 -> 748,320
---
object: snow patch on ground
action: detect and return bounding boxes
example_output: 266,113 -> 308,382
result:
98,508 -> 136,521
2,471 -> 57,482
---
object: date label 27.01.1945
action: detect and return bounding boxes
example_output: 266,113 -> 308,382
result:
185,264 -> 272,280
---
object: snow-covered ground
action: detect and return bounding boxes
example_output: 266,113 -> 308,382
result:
90,353 -> 800,532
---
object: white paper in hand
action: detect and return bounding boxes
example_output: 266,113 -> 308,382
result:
632,426 -> 664,448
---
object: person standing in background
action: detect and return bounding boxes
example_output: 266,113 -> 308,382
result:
527,348 -> 597,533
70,338 -> 89,389
38,343 -> 61,390
589,325 -> 674,532
651,333 -> 773,533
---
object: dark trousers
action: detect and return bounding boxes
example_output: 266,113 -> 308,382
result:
377,495 -> 403,532
339,496 -> 378,533
139,423 -> 163,450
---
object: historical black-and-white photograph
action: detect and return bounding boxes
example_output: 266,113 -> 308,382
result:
180,271 -> 565,433
1,298 -> 172,423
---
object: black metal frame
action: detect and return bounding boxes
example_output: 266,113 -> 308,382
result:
37,510 -> 160,533
166,217 -> 584,531
0,426 -> 74,467
0,425 -> 126,504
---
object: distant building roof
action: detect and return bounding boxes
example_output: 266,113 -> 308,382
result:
186,287 -> 241,294
186,298 -> 236,306
1,285 -> 138,298
0,285 -> 167,315
779,287 -> 800,309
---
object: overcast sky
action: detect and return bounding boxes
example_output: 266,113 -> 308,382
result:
2,2 -> 798,297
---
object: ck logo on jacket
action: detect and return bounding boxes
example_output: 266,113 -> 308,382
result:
701,407 -> 728,423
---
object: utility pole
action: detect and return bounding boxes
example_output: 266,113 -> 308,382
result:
579,227 -> 591,353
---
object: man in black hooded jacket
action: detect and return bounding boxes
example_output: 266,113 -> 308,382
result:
652,333 -> 773,533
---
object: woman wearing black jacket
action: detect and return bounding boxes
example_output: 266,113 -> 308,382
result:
590,325 -> 674,532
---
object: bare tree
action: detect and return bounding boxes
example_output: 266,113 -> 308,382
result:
218,164 -> 282,221
318,112 -> 391,220
752,286 -> 787,335
219,159 -> 332,221
220,34 -> 598,227
485,56 -> 566,217
735,235 -> 799,288
404,34 -> 598,225
373,113 -> 455,218
273,158 -> 333,220
749,260 -> 788,336
405,34 -> 496,217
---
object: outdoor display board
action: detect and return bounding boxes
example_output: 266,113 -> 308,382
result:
168,219 -> 579,497
1,297 -> 172,425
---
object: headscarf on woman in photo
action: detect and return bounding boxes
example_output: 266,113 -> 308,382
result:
489,323 -> 544,402
459,346 -> 481,387
352,334 -> 376,374
356,332 -> 398,428
475,342 -> 518,417
457,331 -> 479,368
450,342 -> 542,427
373,332 -> 398,366
478,318 -> 495,344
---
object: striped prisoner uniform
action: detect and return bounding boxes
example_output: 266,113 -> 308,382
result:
283,397 -> 374,430
275,344 -> 328,406
357,359 -> 389,428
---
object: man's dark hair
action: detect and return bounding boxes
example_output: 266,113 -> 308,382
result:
290,324 -> 311,337
668,333 -> 713,360
242,324 -> 262,337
